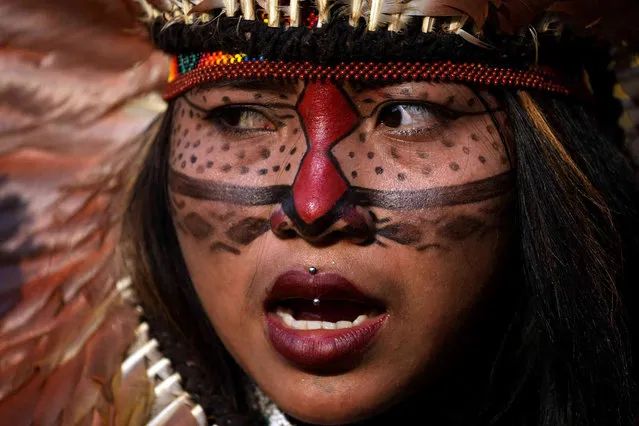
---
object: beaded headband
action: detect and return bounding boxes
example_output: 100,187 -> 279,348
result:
165,52 -> 571,99
132,0 -> 638,99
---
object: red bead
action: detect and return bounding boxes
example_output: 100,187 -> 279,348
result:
164,58 -> 572,100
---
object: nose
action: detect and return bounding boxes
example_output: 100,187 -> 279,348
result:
293,82 -> 358,223
270,203 -> 375,245
269,81 -> 374,244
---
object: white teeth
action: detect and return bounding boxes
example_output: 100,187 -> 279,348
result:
307,321 -> 322,330
321,321 -> 337,330
292,320 -> 308,330
353,315 -> 369,326
336,321 -> 353,329
274,307 -> 373,330
282,313 -> 295,327
276,307 -> 293,317
276,308 -> 295,326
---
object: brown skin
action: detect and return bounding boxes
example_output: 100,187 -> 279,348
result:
168,81 -> 514,424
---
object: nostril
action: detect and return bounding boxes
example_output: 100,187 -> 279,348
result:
270,200 -> 377,245
338,205 -> 376,239
324,226 -> 376,246
270,207 -> 298,239
275,225 -> 298,239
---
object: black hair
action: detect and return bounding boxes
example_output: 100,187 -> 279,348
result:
124,86 -> 639,426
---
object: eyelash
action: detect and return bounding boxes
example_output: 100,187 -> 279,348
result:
202,101 -> 463,140
206,106 -> 279,137
376,102 -> 462,137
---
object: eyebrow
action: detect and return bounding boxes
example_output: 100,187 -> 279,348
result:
349,81 -> 408,91
197,79 -> 300,96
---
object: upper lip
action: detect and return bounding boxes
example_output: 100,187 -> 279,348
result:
264,270 -> 384,310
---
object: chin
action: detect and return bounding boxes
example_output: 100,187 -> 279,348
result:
266,381 -> 394,426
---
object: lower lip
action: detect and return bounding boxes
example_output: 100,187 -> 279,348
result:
265,313 -> 388,368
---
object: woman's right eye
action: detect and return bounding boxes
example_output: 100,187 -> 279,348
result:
208,106 -> 278,135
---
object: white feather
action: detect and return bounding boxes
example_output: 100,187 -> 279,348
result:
349,0 -> 365,25
223,0 -> 239,16
267,0 -> 280,26
289,0 -> 300,27
457,28 -> 495,49
316,0 -> 329,27
367,0 -> 383,30
240,0 -> 256,19
387,12 -> 412,31
421,16 -> 435,32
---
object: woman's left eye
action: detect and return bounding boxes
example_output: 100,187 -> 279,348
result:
376,103 -> 453,136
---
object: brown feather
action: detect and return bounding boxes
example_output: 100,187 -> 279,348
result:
0,0 -> 167,425
33,345 -> 85,426
403,2 -> 489,27
489,0 -> 554,32
489,0 -> 639,45
112,360 -> 155,426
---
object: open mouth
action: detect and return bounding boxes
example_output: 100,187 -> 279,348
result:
264,270 -> 388,368
272,300 -> 382,330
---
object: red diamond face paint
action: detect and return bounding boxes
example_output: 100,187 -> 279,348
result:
167,80 -> 515,425
294,82 -> 359,224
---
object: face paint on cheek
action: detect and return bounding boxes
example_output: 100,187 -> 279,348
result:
169,158 -> 294,253
171,198 -> 273,256
355,172 -> 515,251
225,217 -> 270,245
168,93 -> 307,255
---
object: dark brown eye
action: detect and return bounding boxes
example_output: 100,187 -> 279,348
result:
377,104 -> 440,134
210,106 -> 277,132
378,105 -> 405,128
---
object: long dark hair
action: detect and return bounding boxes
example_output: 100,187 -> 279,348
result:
123,87 -> 639,426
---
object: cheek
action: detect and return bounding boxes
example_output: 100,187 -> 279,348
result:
369,191 -> 515,319
387,204 -> 514,357
173,208 -> 264,359
169,195 -> 274,321
169,99 -> 306,186
332,117 -> 509,191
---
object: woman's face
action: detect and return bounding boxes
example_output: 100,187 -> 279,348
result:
168,80 -> 514,424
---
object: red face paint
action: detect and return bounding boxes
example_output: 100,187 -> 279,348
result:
293,82 -> 359,224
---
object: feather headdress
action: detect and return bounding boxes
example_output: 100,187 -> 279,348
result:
132,0 -> 639,43
0,0 -> 638,426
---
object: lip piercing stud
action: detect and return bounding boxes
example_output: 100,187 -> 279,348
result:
308,266 -> 318,275
312,298 -> 321,306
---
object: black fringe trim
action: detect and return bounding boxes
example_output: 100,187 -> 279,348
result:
151,16 -> 590,72
144,316 -> 263,426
